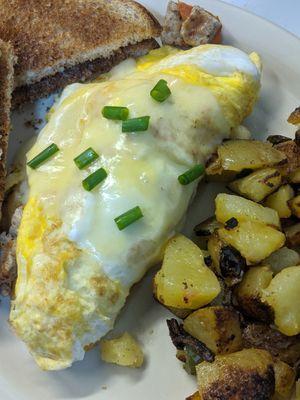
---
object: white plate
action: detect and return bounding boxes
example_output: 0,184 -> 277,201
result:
1,1 -> 300,399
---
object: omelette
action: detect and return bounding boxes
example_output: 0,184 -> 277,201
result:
10,45 -> 261,370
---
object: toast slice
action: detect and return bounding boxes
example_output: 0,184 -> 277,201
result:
0,0 -> 161,106
0,39 -> 16,296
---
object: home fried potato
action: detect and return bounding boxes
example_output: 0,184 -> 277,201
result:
186,392 -> 200,400
265,184 -> 294,218
274,139 -> 300,176
242,323 -> 300,367
154,235 -> 220,310
215,193 -> 280,228
207,234 -> 246,286
289,195 -> 300,218
183,306 -> 242,354
262,266 -> 300,336
284,223 -> 300,248
206,139 -> 286,175
264,246 -> 300,274
273,358 -> 296,399
218,220 -> 285,264
288,107 -> 300,125
228,167 -> 282,202
100,332 -> 144,368
235,265 -> 274,322
289,167 -> 300,183
196,348 -> 275,400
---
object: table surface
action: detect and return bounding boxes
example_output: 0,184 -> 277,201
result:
222,0 -> 300,38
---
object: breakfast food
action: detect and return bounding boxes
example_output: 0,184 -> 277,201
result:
8,44 -> 261,370
162,1 -> 222,48
100,332 -> 144,368
0,0 -> 161,107
0,39 -> 15,296
158,124 -> 300,399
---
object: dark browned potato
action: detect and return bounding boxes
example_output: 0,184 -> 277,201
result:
185,392 -> 200,400
183,306 -> 242,355
289,194 -> 300,218
196,348 -> 275,400
284,222 -> 300,247
287,106 -> 300,125
274,139 -> 300,176
242,323 -> 300,367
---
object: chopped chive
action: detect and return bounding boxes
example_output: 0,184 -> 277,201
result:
150,79 -> 171,102
27,143 -> 59,169
74,147 -> 99,170
114,206 -> 143,231
122,116 -> 150,133
82,168 -> 107,191
178,164 -> 205,185
102,106 -> 129,121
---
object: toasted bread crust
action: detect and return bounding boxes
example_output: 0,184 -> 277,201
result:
0,40 -> 14,210
12,38 -> 159,107
0,0 -> 161,86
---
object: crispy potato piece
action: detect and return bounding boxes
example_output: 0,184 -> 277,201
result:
208,139 -> 286,174
242,323 -> 300,367
215,193 -> 281,228
284,223 -> 300,247
183,306 -> 242,354
100,332 -> 144,368
186,392 -> 200,400
228,168 -> 282,202
274,140 -> 300,176
207,234 -> 246,286
289,194 -> 300,218
265,184 -> 294,218
273,358 -> 296,399
235,266 -> 274,322
262,266 -> 300,336
264,246 -> 300,274
218,221 -> 285,264
288,107 -> 300,125
196,348 -> 275,400
289,167 -> 300,183
154,235 -> 220,309
167,306 -> 192,319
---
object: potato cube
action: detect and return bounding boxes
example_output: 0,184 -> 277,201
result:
186,392 -> 200,400
196,348 -> 275,400
218,220 -> 285,264
228,168 -> 282,202
262,266 -> 300,336
273,358 -> 296,399
289,194 -> 300,218
265,184 -> 294,218
183,306 -> 242,354
100,332 -> 144,368
217,140 -> 286,171
154,235 -> 220,309
215,193 -> 280,228
235,266 -> 274,322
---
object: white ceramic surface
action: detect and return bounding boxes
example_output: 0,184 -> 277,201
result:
1,1 -> 299,399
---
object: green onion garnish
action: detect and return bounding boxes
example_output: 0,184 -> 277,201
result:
102,106 -> 129,121
122,116 -> 150,133
114,206 -> 143,230
150,79 -> 171,102
27,143 -> 59,169
74,147 -> 99,170
82,168 -> 107,191
178,164 -> 205,185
